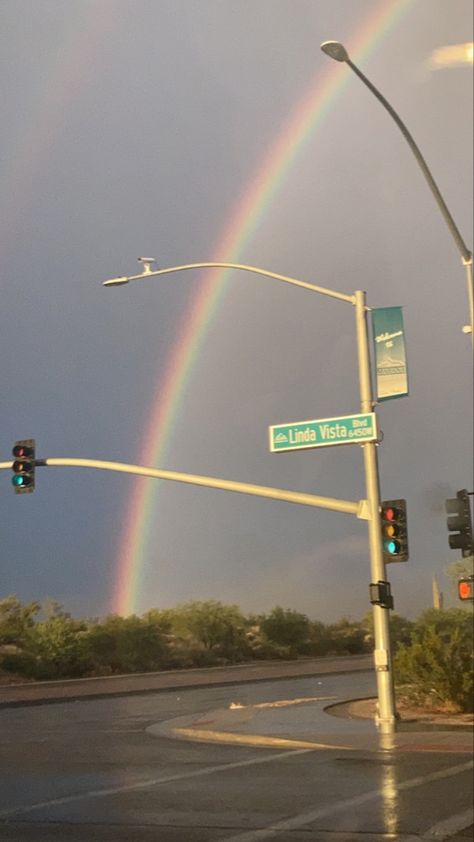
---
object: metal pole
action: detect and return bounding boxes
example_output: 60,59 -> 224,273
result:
344,55 -> 474,348
462,258 -> 474,345
103,261 -> 355,304
320,42 -> 473,346
354,289 -> 396,734
0,457 -> 368,518
102,260 -> 397,729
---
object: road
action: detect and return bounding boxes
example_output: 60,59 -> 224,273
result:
0,669 -> 472,841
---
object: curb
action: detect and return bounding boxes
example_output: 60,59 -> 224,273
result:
0,655 -> 372,708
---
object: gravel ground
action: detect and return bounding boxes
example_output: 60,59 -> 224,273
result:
332,696 -> 474,727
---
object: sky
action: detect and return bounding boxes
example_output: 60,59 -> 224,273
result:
1,0 -> 472,623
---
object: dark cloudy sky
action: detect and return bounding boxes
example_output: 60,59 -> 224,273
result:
1,0 -> 472,622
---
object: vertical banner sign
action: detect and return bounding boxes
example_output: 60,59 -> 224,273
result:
372,307 -> 408,402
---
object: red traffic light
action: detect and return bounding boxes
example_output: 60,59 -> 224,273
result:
380,500 -> 408,562
11,439 -> 36,494
458,577 -> 474,601
13,444 -> 34,459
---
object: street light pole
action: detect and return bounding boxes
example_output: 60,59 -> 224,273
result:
355,289 -> 395,732
104,260 -> 397,732
320,41 -> 474,346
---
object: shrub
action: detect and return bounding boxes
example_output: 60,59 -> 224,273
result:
0,649 -> 38,679
394,609 -> 473,713
308,620 -> 333,657
325,618 -> 369,656
260,607 -> 311,657
164,601 -> 251,663
26,614 -> 88,680
165,639 -> 221,669
82,614 -> 169,675
0,596 -> 40,646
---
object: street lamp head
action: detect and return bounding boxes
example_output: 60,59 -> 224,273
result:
102,276 -> 130,287
320,41 -> 350,62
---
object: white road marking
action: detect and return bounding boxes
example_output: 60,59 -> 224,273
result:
423,806 -> 474,838
218,760 -> 474,842
387,807 -> 474,842
0,747 -> 313,818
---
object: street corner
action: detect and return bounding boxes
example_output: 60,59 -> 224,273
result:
328,698 -> 474,754
146,702 -> 257,745
146,694 -> 358,751
394,733 -> 474,754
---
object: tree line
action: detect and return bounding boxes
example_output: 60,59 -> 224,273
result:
0,596 -> 472,712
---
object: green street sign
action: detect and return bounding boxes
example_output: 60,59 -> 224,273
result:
269,412 -> 378,452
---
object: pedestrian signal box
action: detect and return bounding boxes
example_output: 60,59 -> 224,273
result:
458,576 -> 474,601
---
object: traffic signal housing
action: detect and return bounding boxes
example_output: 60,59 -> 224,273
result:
458,576 -> 474,601
381,499 -> 408,562
445,490 -> 473,558
11,439 -> 36,494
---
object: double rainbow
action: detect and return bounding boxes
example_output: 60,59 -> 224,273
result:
113,0 -> 413,616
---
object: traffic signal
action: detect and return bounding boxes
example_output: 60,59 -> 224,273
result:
381,499 -> 408,562
458,576 -> 474,601
445,490 -> 473,558
11,439 -> 36,494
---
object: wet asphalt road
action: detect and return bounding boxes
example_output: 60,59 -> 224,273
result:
0,671 -> 472,841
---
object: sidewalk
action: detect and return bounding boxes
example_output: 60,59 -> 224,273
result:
149,691 -> 474,755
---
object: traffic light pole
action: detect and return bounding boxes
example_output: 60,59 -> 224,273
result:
104,260 -> 397,733
0,457 -> 369,518
4,263 -> 398,734
355,290 -> 396,734
3,430 -> 397,731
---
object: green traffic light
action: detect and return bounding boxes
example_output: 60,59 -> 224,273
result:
380,499 -> 408,562
383,538 -> 401,555
11,439 -> 36,494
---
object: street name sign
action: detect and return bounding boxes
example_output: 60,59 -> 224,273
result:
269,412 -> 378,453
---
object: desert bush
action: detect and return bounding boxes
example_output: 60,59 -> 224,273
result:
394,608 -> 473,712
163,601 -> 251,662
82,614 -> 168,674
0,596 -> 40,646
22,614 -> 88,680
325,618 -> 369,655
308,620 -> 333,657
260,607 -> 311,657
0,649 -> 38,679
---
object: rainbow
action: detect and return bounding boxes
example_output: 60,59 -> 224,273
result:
0,2 -> 119,263
113,0 -> 413,616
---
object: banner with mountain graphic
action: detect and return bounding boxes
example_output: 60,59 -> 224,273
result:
372,307 -> 408,402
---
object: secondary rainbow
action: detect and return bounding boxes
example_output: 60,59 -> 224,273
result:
0,2 -> 119,264
113,0 -> 414,616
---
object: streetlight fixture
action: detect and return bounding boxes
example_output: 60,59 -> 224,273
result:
105,259 -> 398,734
320,40 -> 474,344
